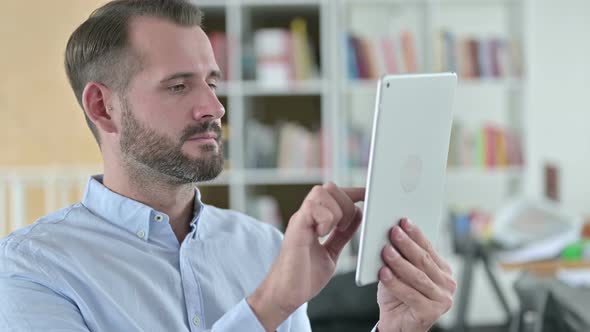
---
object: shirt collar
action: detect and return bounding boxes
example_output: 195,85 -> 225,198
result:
81,175 -> 204,241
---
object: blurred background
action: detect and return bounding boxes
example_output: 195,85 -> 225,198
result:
2,0 -> 590,331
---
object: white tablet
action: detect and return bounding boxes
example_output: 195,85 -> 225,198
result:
355,73 -> 457,286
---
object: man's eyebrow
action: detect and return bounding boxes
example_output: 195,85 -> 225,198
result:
209,69 -> 223,81
160,72 -> 195,83
160,70 -> 222,83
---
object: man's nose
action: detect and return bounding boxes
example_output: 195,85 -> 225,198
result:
192,84 -> 225,121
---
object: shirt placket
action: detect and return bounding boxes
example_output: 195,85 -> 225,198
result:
180,239 -> 205,331
181,205 -> 206,331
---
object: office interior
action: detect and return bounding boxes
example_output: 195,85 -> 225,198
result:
1,0 -> 590,331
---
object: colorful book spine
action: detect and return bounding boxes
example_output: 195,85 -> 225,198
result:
346,35 -> 359,79
345,31 -> 419,79
209,31 -> 229,80
437,30 -> 523,80
400,30 -> 418,73
290,17 -> 313,81
380,37 -> 399,74
447,122 -> 524,169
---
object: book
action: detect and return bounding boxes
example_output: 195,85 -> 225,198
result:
380,36 -> 399,75
346,35 -> 359,79
478,39 -> 493,78
209,31 -> 229,80
446,121 -> 523,169
400,30 -> 418,73
484,125 -> 496,168
253,28 -> 292,86
360,37 -> 379,79
351,36 -> 369,79
252,19 -> 319,85
345,31 -> 419,79
460,39 -> 474,79
433,30 -> 445,72
246,120 -> 321,169
437,30 -> 523,79
245,119 -> 277,168
496,127 -> 508,167
290,17 -> 316,81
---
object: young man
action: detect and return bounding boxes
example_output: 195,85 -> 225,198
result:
0,1 -> 456,331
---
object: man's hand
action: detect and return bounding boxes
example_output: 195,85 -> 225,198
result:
376,218 -> 456,332
248,182 -> 365,331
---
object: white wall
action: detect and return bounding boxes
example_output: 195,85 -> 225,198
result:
526,0 -> 590,216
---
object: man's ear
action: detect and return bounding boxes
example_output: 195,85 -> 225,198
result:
82,82 -> 119,136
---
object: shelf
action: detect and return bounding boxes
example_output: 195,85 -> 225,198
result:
194,1 -> 229,8
240,80 -> 325,96
345,77 -> 523,93
242,168 -> 324,185
200,168 -> 325,186
446,166 -> 524,179
239,0 -> 322,6
433,0 -> 522,7
457,78 -> 524,90
215,82 -> 229,97
216,80 -> 327,97
347,166 -> 523,185
344,0 -> 429,6
345,80 -> 378,93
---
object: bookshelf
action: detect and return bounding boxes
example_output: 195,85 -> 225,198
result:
195,0 -> 530,231
196,0 -> 331,224
177,0 -> 531,325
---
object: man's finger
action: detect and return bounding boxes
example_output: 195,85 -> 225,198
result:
323,182 -> 356,230
309,202 -> 337,236
341,187 -> 365,203
388,225 -> 452,290
378,266 -> 434,310
399,218 -> 452,275
382,244 -> 448,303
323,206 -> 363,261
305,185 -> 343,234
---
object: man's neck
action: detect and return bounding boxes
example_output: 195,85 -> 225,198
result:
102,162 -> 196,244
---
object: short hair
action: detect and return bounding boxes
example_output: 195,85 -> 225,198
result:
64,0 -> 204,145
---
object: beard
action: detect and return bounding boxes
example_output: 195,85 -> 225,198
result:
119,99 -> 224,185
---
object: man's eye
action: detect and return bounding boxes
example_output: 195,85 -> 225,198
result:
169,84 -> 186,93
208,83 -> 217,90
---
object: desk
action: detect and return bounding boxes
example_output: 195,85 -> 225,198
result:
513,273 -> 590,332
501,260 -> 590,277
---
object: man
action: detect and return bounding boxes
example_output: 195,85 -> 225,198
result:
0,0 -> 456,331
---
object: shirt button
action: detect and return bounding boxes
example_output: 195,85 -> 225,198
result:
192,315 -> 201,327
136,230 -> 146,239
154,214 -> 164,222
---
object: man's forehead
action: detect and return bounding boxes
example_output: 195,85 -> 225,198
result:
127,15 -> 216,72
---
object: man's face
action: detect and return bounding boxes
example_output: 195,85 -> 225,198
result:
117,16 -> 225,184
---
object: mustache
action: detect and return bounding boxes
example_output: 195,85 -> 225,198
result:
180,122 -> 222,143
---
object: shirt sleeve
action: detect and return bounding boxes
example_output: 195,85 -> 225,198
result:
0,243 -> 89,332
209,299 -> 265,331
210,299 -> 312,331
0,277 -> 90,331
